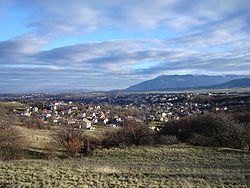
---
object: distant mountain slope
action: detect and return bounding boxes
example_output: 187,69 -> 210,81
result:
207,78 -> 250,89
125,75 -> 249,92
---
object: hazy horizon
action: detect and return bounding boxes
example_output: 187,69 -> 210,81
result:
1,0 -> 250,93
0,74 -> 249,94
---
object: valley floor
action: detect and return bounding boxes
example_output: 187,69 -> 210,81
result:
0,145 -> 249,187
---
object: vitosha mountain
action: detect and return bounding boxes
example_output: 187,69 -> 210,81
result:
125,75 -> 250,92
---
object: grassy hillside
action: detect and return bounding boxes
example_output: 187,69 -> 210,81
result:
0,145 -> 249,187
15,125 -> 112,150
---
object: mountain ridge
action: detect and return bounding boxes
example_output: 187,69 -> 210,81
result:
125,74 -> 250,92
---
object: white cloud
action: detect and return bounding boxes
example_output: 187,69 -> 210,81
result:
1,0 -> 250,92
8,0 -> 248,35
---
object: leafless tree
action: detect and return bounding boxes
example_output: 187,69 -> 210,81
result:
0,107 -> 28,160
54,127 -> 83,157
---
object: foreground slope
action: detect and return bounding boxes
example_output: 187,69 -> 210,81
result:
0,145 -> 249,187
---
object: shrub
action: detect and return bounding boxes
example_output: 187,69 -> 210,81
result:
102,120 -> 155,148
155,135 -> 179,145
79,135 -> 101,155
44,142 -> 59,159
0,113 -> 29,160
20,116 -> 51,129
54,127 -> 101,157
54,127 -> 83,157
242,123 -> 250,150
159,113 -> 248,149
188,133 -> 218,147
0,128 -> 29,160
233,112 -> 250,123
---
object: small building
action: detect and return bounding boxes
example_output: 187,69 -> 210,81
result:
107,124 -> 116,128
51,105 -> 57,111
103,118 -> 109,125
92,118 -> 98,124
32,107 -> 39,113
81,118 -> 92,129
66,118 -> 77,125
160,116 -> 169,122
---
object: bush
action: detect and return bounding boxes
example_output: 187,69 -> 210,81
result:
43,142 -> 59,160
54,127 -> 83,157
233,112 -> 250,123
102,120 -> 155,148
188,133 -> 218,147
54,127 -> 102,157
159,113 -> 248,149
242,123 -> 250,150
20,116 -> 51,129
0,124 -> 29,160
79,135 -> 101,155
155,135 -> 179,145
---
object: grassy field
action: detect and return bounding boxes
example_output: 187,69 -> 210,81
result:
2,120 -> 250,187
15,125 -> 113,150
0,145 -> 249,187
0,101 -> 26,107
15,126 -> 56,149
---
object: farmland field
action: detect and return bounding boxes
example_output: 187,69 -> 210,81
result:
0,145 -> 249,187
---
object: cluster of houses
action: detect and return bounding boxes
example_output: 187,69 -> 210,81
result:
14,101 -> 125,129
8,92 -> 242,130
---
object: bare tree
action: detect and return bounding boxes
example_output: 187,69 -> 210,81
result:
160,113 -> 248,149
0,107 -> 28,160
54,127 -> 83,157
102,120 -> 155,148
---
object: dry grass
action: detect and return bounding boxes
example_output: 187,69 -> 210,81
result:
15,126 -> 55,149
0,101 -> 26,107
15,125 -> 114,150
0,145 -> 249,187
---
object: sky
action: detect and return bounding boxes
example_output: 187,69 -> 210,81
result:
0,0 -> 250,93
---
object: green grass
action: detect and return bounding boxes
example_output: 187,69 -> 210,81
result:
0,145 -> 249,187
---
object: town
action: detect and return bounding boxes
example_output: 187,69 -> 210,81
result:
1,91 -> 249,130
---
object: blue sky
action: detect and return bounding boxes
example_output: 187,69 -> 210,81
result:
0,0 -> 250,93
